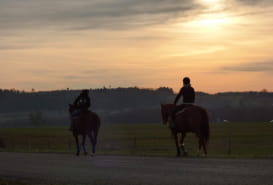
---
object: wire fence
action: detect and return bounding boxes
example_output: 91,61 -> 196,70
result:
1,134 -> 272,157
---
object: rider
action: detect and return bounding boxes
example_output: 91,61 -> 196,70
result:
69,89 -> 91,130
73,89 -> 91,112
171,77 -> 195,126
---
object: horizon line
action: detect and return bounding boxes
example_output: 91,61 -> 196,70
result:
1,86 -> 272,95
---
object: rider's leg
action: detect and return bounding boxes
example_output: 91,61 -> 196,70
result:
170,104 -> 185,126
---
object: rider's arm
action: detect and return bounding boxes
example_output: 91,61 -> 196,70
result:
73,96 -> 81,105
174,88 -> 183,105
192,88 -> 195,103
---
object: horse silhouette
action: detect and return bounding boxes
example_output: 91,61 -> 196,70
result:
69,104 -> 100,156
161,104 -> 210,156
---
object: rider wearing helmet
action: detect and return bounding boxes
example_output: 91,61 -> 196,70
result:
174,77 -> 195,105
69,89 -> 91,131
171,77 -> 195,125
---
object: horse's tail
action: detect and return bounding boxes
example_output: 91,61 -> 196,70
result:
91,113 -> 101,147
201,109 -> 210,144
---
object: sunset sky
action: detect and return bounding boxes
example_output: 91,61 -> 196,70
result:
1,0 -> 273,93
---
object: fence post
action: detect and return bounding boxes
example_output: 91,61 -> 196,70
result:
68,138 -> 72,151
10,137 -> 14,152
27,137 -> 32,152
131,137 -> 137,154
47,136 -> 51,151
227,135 -> 231,155
227,125 -> 232,155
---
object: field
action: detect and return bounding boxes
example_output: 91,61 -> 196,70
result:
0,122 -> 273,158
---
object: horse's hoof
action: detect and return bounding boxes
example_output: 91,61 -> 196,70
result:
201,154 -> 207,157
76,152 -> 80,156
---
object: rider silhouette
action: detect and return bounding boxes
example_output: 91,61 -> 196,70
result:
73,89 -> 91,112
69,89 -> 91,130
171,77 -> 195,125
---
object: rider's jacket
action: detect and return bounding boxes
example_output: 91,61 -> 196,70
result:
73,94 -> 90,112
174,85 -> 195,104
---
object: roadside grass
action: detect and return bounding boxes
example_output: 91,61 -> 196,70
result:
0,122 -> 272,158
0,178 -> 64,185
0,178 -> 27,185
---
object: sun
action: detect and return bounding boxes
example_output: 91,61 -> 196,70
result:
200,0 -> 223,10
201,0 -> 221,6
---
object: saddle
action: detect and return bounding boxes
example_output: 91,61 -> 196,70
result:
175,104 -> 194,115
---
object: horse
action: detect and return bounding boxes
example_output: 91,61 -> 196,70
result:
69,104 -> 100,156
160,104 -> 210,157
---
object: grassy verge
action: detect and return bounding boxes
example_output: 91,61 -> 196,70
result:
0,122 -> 272,158
0,178 -> 27,185
0,178 -> 71,185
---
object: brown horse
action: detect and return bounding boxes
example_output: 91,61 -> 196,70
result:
161,104 -> 210,156
69,104 -> 100,156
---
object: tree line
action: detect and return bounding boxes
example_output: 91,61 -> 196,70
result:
0,87 -> 272,127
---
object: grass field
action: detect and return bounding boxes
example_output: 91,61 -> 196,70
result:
0,122 -> 272,158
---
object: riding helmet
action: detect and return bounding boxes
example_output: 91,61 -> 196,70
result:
183,77 -> 190,84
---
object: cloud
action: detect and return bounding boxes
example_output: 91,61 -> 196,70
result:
235,0 -> 273,6
0,0 -> 201,32
220,61 -> 273,72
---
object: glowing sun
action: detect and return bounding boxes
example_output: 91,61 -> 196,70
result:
201,0 -> 221,6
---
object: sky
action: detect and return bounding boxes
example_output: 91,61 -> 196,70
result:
1,0 -> 273,93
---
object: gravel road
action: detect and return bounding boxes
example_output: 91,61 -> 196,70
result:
0,152 -> 272,185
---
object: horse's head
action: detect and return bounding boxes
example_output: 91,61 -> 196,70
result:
160,104 -> 168,125
160,104 -> 176,125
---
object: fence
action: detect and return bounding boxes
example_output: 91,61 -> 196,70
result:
1,134 -> 271,157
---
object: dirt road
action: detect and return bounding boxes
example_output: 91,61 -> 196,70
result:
0,152 -> 272,185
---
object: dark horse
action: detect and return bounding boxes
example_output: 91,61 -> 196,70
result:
161,104 -> 210,156
69,104 -> 100,156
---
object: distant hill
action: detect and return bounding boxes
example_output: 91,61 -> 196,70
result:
0,87 -> 272,127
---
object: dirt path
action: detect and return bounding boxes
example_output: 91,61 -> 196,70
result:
0,152 -> 272,185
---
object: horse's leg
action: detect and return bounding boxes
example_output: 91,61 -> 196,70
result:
74,134 -> 80,156
202,137 -> 208,156
88,131 -> 96,155
93,129 -> 99,154
81,134 -> 88,155
198,137 -> 207,156
180,133 -> 187,156
91,129 -> 98,154
174,133 -> 180,157
198,137 -> 202,156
